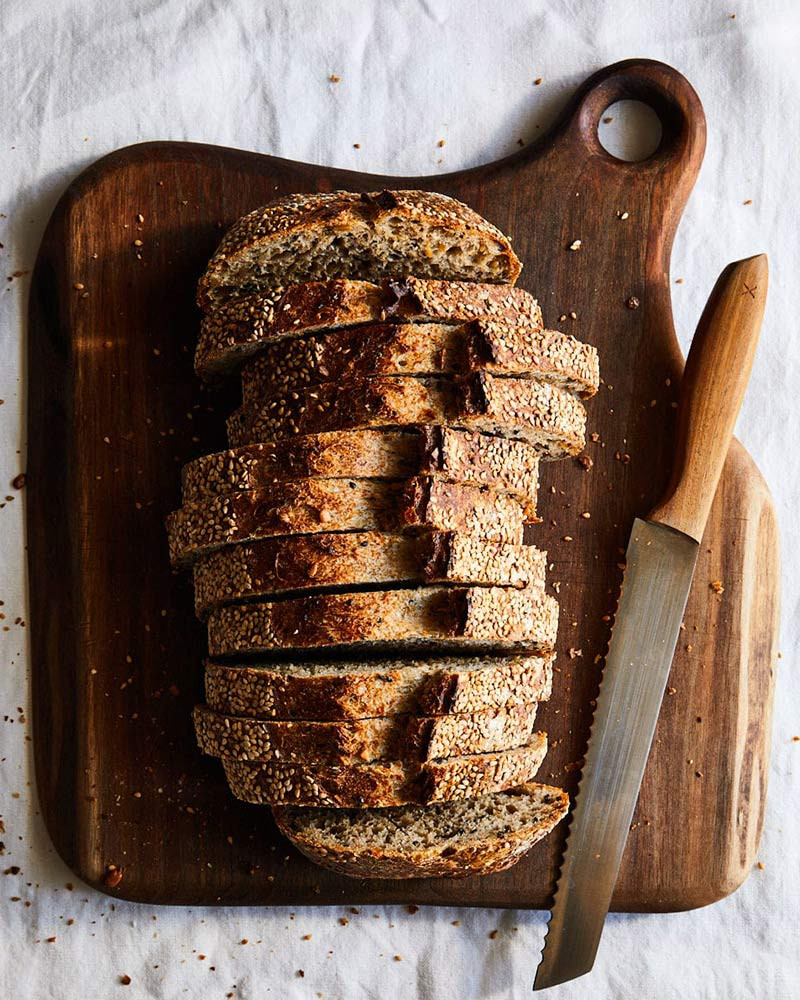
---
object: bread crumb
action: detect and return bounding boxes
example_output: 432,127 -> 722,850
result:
329,74 -> 341,83
393,955 -> 403,962
626,296 -> 640,310
451,920 -> 461,926
406,905 -> 419,914
338,917 -> 348,926
119,975 -> 131,985
568,648 -> 583,659
488,929 -> 499,940
757,861 -> 765,870
743,199 -> 752,205
533,77 -> 542,85
568,239 -> 582,251
353,143 -> 361,149
667,686 -> 677,696
437,139 -> 446,148
709,579 -> 724,594
296,970 -> 305,977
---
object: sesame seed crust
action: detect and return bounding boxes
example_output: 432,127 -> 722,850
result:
206,587 -> 559,657
192,701 -> 540,765
239,320 -> 599,402
228,374 -> 586,459
179,427 -> 540,519
195,277 -> 543,381
197,191 -> 521,313
204,652 -> 554,720
273,782 -> 570,879
192,531 -> 547,618
221,734 -> 548,807
166,477 -> 527,566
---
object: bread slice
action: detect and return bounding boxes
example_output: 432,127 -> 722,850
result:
195,277 -> 543,381
273,782 -> 569,878
167,478 -> 526,567
228,374 -> 586,458
192,532 -> 547,618
240,320 -> 599,402
180,427 -> 540,520
193,702 -> 539,765
204,652 -> 554,720
196,191 -> 521,312
206,587 -> 559,657
221,734 -> 548,807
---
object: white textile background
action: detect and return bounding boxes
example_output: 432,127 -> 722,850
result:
0,1 -> 798,998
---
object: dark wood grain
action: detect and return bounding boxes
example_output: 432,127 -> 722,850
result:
28,59 -> 779,910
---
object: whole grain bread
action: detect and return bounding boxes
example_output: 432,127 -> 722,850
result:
228,374 -> 586,458
221,734 -> 548,807
192,531 -> 547,618
193,702 -> 539,765
273,781 -> 569,878
204,652 -> 554,720
206,586 -> 559,657
167,477 -> 526,566
195,277 -> 543,381
240,320 -> 599,402
180,427 -> 540,519
197,191 -> 521,312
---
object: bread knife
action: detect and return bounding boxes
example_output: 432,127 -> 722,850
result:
533,254 -> 768,989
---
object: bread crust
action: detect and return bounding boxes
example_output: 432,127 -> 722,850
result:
239,320 -> 599,401
193,702 -> 539,765
221,734 -> 547,807
195,277 -> 543,381
206,586 -> 559,657
192,531 -> 547,618
179,427 -> 540,519
166,477 -> 527,566
204,652 -> 554,720
228,374 -> 586,458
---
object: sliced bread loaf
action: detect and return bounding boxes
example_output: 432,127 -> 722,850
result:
228,374 -> 586,458
273,781 -> 569,878
197,191 -> 521,312
192,532 -> 547,618
221,734 -> 548,807
180,427 -> 540,519
204,652 -> 554,720
193,702 -> 539,765
239,320 -> 599,401
206,586 -> 559,657
195,277 -> 543,380
167,478 -> 526,566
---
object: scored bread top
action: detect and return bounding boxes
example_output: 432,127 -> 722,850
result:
195,277 -> 543,381
197,190 -> 522,311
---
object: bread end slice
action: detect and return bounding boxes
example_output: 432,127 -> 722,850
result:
273,782 -> 569,879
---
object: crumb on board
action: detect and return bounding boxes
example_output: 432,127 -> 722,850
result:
568,239 -> 582,251
710,580 -> 725,594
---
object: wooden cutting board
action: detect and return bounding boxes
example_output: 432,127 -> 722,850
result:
28,59 -> 779,910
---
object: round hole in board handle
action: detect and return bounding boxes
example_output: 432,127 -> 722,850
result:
597,100 -> 664,162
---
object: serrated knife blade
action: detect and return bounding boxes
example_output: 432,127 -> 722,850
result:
533,254 -> 767,990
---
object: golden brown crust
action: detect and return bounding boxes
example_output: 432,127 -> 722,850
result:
221,735 -> 547,807
179,427 -> 540,519
192,532 -> 546,618
204,653 -> 554,720
206,587 -> 559,657
195,277 -> 542,381
228,374 -> 586,458
166,477 -> 526,566
193,702 -> 539,765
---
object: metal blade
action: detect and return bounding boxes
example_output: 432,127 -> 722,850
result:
533,518 -> 699,990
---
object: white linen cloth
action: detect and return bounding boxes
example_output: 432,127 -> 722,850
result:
0,1 -> 798,996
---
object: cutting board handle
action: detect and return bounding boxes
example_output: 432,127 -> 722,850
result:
558,59 -> 706,179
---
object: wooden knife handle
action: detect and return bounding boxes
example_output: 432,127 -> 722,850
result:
649,254 -> 768,542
